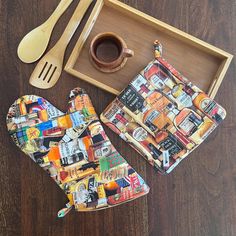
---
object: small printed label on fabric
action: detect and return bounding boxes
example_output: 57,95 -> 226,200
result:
131,74 -> 147,91
26,127 -> 40,140
119,85 -> 145,112
100,164 -> 129,182
132,127 -> 148,142
47,105 -> 64,119
163,150 -> 170,167
70,112 -> 85,127
59,139 -> 86,158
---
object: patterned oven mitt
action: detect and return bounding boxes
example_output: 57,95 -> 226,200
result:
6,88 -> 149,217
100,41 -> 227,174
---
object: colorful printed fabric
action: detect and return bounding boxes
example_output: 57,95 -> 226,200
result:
100,40 -> 226,174
6,88 -> 149,217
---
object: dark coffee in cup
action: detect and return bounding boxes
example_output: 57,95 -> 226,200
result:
90,32 -> 134,73
95,38 -> 121,62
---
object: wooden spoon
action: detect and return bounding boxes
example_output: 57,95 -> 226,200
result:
17,0 -> 74,63
29,0 -> 93,89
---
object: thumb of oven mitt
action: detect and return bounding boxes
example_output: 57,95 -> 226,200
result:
6,88 -> 149,217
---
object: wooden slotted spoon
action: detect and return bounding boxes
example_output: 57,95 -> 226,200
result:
29,0 -> 93,89
17,0 -> 74,63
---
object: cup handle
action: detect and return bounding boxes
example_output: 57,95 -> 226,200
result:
123,48 -> 134,58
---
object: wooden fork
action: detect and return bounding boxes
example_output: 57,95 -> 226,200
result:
29,0 -> 93,89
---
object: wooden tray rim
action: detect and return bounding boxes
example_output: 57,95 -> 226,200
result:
65,0 -> 233,98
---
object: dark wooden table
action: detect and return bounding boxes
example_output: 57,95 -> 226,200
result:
0,0 -> 235,235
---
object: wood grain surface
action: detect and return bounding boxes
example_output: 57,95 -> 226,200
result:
0,0 -> 235,235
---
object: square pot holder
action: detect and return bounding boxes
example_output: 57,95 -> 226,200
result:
100,40 -> 226,174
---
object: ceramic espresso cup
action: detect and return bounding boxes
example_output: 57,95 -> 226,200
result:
89,32 -> 134,73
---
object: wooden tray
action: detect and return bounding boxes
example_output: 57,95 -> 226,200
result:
65,0 -> 233,98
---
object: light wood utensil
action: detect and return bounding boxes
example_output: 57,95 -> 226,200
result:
29,0 -> 93,89
17,0 -> 74,63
